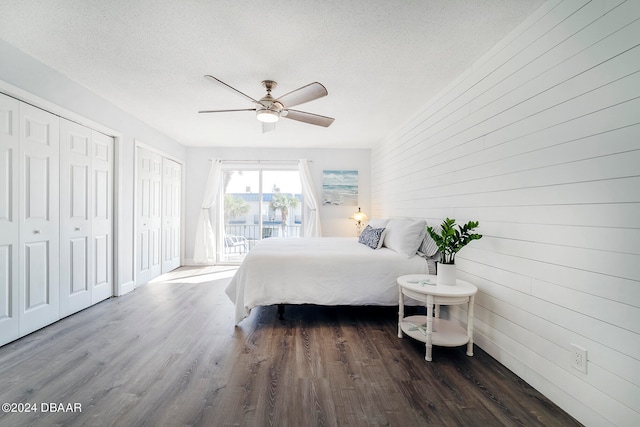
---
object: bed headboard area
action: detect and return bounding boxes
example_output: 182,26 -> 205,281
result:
359,217 -> 439,274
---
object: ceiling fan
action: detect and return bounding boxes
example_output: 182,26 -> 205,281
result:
199,75 -> 335,132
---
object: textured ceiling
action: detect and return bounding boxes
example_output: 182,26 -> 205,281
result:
0,0 -> 544,148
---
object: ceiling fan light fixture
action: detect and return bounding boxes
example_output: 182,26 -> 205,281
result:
256,108 -> 280,123
201,76 -> 334,128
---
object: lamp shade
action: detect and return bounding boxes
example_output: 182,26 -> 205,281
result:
350,207 -> 368,222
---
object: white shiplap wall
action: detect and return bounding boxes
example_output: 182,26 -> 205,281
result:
371,1 -> 640,425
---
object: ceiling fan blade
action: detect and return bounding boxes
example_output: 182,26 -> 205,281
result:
275,82 -> 328,108
198,108 -> 256,114
283,109 -> 334,127
204,75 -> 259,104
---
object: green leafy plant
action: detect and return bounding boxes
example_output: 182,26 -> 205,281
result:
426,218 -> 482,265
223,194 -> 250,227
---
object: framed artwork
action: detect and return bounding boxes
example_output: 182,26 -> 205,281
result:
322,170 -> 358,206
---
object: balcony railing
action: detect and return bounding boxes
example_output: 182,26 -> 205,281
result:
224,223 -> 302,259
226,223 -> 301,240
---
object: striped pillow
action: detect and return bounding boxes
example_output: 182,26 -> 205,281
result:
418,226 -> 439,257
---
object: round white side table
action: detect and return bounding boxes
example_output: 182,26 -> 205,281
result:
398,274 -> 478,361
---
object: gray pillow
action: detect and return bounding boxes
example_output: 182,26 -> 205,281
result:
418,226 -> 439,257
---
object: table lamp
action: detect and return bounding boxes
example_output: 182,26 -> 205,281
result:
350,207 -> 368,236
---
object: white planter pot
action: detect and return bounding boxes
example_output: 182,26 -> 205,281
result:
437,263 -> 457,285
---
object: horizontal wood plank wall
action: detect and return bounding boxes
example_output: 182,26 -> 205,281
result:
371,1 -> 640,425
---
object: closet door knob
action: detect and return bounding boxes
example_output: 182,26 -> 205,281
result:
75,227 -> 81,231
33,229 -> 40,234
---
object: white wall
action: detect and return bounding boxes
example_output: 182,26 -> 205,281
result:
371,1 -> 640,426
184,146 -> 371,262
0,38 -> 187,294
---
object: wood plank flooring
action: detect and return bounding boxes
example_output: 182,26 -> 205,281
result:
0,267 -> 582,426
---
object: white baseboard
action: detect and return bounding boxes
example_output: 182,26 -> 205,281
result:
183,258 -> 215,266
116,280 -> 136,296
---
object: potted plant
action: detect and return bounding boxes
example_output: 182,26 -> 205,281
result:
427,218 -> 482,285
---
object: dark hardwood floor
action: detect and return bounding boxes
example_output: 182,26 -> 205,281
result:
0,267 -> 581,426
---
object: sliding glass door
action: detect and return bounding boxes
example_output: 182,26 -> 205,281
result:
219,166 -> 302,264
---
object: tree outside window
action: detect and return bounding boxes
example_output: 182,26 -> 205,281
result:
269,184 -> 299,237
224,194 -> 250,227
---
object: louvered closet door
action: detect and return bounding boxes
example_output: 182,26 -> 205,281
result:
91,131 -> 113,304
161,158 -> 181,273
59,119 -> 92,317
0,94 -> 20,346
137,147 -> 162,285
19,103 -> 60,336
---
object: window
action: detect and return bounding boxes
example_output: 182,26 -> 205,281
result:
218,165 -> 302,264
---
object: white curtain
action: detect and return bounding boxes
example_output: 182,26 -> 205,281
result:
298,159 -> 322,237
193,159 -> 222,263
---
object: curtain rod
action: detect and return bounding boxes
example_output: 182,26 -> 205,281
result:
209,159 -> 312,163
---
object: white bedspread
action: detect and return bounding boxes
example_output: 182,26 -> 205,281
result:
225,237 -> 430,324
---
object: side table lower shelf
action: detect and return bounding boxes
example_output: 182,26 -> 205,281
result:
400,315 -> 470,348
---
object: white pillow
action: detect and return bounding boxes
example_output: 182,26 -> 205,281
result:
367,218 -> 389,229
383,218 -> 427,257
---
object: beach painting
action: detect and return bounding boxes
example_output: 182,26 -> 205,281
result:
322,170 -> 358,206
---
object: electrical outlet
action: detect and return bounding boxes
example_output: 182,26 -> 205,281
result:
570,344 -> 587,373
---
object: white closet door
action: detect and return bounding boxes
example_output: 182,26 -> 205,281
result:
91,131 -> 113,304
0,94 -> 20,346
19,103 -> 59,336
136,147 -> 162,285
161,158 -> 181,273
59,119 -> 92,317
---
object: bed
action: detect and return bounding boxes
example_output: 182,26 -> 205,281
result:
225,218 -> 438,324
